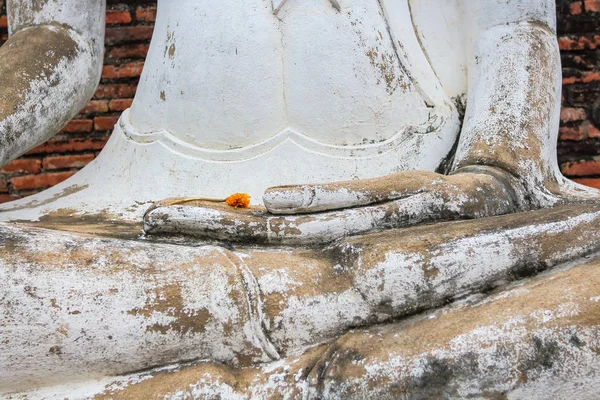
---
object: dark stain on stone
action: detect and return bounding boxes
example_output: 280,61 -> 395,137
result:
2,184 -> 89,212
507,258 -> 547,281
522,336 -> 560,377
570,334 -> 584,348
410,357 -> 455,392
218,242 -> 235,251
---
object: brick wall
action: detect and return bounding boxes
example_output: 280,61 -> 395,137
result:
557,0 -> 600,188
0,1 -> 598,202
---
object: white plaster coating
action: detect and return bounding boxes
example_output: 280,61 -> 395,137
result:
312,285 -> 600,399
8,0 -> 106,43
223,249 -> 281,360
0,114 -> 458,222
120,109 -> 451,162
4,205 -> 600,396
130,0 -> 451,149
144,179 -> 516,245
0,26 -> 99,162
0,0 -> 579,226
2,0 -> 599,397
0,227 -> 273,393
0,0 -> 468,218
15,257 -> 600,399
450,17 -> 592,209
257,267 -> 304,295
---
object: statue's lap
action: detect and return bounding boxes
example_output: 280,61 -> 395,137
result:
3,203 -> 600,394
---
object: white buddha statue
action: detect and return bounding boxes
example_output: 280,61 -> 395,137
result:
2,0 -> 600,398
1,0 -> 586,224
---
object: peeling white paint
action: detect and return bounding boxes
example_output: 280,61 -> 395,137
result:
2,0 -> 598,398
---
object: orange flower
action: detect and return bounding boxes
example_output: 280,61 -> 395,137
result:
225,193 -> 251,208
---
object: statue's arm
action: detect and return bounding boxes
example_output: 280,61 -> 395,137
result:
451,0 -> 574,206
0,0 -> 105,167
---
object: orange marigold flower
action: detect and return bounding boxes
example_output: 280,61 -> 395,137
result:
225,193 -> 251,209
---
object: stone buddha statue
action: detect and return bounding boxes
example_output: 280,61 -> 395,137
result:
2,0 -> 600,398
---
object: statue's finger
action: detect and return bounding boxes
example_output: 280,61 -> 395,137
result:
263,171 -> 441,215
143,204 -> 271,243
266,194 -> 442,244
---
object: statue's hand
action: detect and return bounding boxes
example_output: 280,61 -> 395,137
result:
144,166 -> 520,245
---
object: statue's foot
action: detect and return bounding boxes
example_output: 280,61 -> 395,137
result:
144,166 -> 520,245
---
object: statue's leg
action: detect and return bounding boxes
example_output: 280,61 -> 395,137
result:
0,225 -> 277,394
91,253 -> 600,399
4,203 -> 600,395
241,203 -> 600,353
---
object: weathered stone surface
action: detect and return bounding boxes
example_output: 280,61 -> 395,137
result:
0,224 -> 275,394
1,1 -> 600,398
49,250 -> 600,399
3,202 -> 600,397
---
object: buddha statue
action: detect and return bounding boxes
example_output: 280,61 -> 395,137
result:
2,0 -> 600,398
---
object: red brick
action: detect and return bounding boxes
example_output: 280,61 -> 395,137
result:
102,62 -> 144,79
108,44 -> 150,60
0,178 -> 7,193
109,98 -> 134,111
0,194 -> 19,204
558,34 -> 600,50
589,124 -> 600,138
94,84 -> 137,99
11,172 -> 76,191
559,126 -> 585,141
42,154 -> 95,170
561,159 -> 600,176
560,107 -> 587,122
60,119 -> 93,134
1,159 -> 42,174
584,0 -> 600,12
106,9 -> 132,25
94,116 -> 120,131
562,71 -> 600,85
105,26 -> 154,44
570,1 -> 583,15
81,100 -> 109,114
572,178 -> 600,189
136,6 -> 157,23
26,137 -> 109,155
581,72 -> 600,83
0,15 -> 7,29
